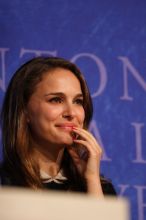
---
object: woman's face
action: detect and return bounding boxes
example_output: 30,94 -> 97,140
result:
26,68 -> 85,148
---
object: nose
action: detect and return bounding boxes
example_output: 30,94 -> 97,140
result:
62,103 -> 76,120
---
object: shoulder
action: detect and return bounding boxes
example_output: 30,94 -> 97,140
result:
100,175 -> 117,196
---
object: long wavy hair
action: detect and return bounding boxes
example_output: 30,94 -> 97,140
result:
1,57 -> 93,190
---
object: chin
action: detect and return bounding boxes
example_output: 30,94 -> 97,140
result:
52,133 -> 74,146
60,137 -> 73,145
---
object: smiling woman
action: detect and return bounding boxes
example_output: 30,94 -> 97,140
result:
0,56 -> 116,197
26,68 -> 85,147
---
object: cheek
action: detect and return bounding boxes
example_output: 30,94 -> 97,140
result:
28,105 -> 62,125
45,106 -> 63,121
77,108 -> 85,124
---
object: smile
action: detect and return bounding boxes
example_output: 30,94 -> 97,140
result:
55,124 -> 77,131
56,125 -> 73,130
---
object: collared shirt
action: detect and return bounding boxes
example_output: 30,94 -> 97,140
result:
40,169 -> 68,184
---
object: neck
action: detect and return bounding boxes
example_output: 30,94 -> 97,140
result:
31,143 -> 65,177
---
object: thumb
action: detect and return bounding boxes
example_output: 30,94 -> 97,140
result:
67,146 -> 80,162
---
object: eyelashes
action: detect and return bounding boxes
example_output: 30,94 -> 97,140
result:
75,99 -> 84,106
48,97 -> 62,103
48,97 -> 84,105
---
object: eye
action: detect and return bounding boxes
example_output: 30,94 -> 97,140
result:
48,97 -> 62,103
74,98 -> 84,106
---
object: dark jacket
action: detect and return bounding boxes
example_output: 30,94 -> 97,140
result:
0,166 -> 117,196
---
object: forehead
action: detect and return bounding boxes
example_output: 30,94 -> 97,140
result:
35,68 -> 82,94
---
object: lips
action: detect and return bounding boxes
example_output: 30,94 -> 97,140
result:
55,124 -> 77,133
55,123 -> 77,129
55,124 -> 78,140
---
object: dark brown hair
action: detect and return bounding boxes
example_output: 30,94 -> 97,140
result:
1,56 -> 93,189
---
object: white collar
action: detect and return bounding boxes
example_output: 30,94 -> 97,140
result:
40,169 -> 67,184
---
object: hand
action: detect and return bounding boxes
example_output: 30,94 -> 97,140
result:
67,127 -> 103,196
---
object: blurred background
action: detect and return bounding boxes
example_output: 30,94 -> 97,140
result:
0,1 -> 146,219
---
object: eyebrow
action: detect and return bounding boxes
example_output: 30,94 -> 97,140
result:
44,92 -> 83,98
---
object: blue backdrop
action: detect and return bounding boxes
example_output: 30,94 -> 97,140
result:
0,1 -> 146,220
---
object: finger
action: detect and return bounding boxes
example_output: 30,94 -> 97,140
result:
73,139 -> 102,157
72,128 -> 102,153
67,147 -> 84,173
73,127 -> 98,146
67,147 -> 81,162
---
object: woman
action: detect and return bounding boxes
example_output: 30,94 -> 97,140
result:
0,57 -> 116,196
